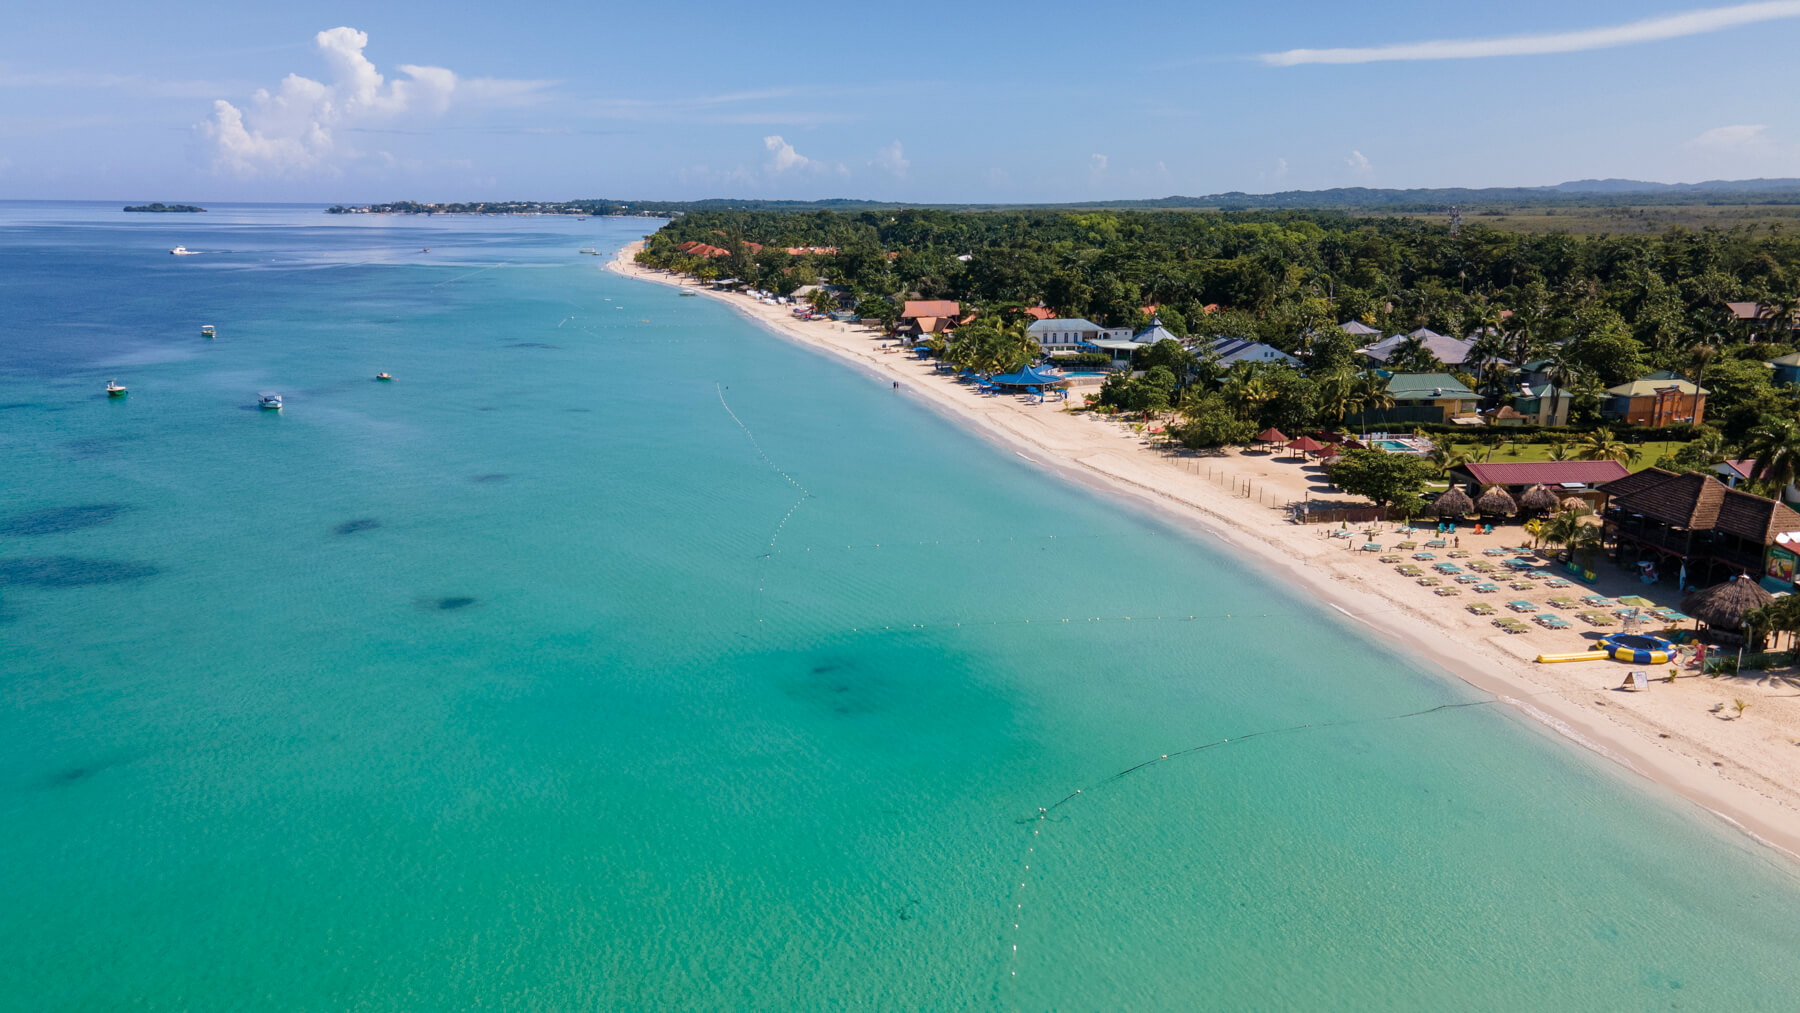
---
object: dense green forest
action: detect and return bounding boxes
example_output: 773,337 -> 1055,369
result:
637,208 -> 1800,469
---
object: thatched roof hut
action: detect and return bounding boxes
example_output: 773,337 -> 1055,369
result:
1519,484 -> 1560,514
1680,574 -> 1775,632
1559,496 -> 1590,513
1432,487 -> 1475,517
1477,485 -> 1518,516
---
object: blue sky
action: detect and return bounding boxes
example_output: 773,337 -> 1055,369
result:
4,0 -> 1799,202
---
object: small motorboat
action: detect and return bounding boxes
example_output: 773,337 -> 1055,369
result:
579,248 -> 599,255
201,324 -> 216,338
258,392 -> 283,410
376,372 -> 393,382
106,380 -> 128,397
170,246 -> 195,255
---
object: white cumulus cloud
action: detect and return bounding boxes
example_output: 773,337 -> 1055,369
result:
763,134 -> 847,175
1091,153 -> 1108,172
871,140 -> 909,177
1346,150 -> 1372,173
1690,123 -> 1770,150
1263,1 -> 1800,65
200,27 -> 549,177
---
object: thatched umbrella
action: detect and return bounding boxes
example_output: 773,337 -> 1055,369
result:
1432,487 -> 1475,517
1681,574 -> 1775,633
1519,484 -> 1560,514
1477,485 -> 1518,516
1559,496 -> 1589,513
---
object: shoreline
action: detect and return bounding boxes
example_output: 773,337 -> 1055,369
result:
606,241 -> 1800,863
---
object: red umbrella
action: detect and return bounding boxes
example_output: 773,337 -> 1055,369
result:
1255,427 -> 1289,445
1287,436 -> 1326,456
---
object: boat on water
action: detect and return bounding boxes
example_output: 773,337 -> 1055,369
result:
679,292 -> 699,297
170,246 -> 195,255
579,248 -> 600,255
106,380 -> 127,397
201,324 -> 216,338
258,392 -> 283,410
376,372 -> 393,381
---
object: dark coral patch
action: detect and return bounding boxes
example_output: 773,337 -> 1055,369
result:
0,556 -> 160,587
0,504 -> 129,536
417,595 -> 479,611
333,518 -> 381,536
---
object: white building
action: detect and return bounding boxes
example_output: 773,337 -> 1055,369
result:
1195,336 -> 1301,369
1027,317 -> 1131,352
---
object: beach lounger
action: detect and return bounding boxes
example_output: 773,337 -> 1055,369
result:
1426,539 -> 1448,548
1493,618 -> 1528,633
1547,597 -> 1577,609
1434,587 -> 1462,596
1434,563 -> 1461,573
1544,578 -> 1571,588
1396,541 -> 1418,550
1507,600 -> 1537,612
1417,577 -> 1440,586
1509,580 -> 1533,591
1447,550 -> 1469,559
1397,565 -> 1423,576
1483,547 -> 1508,557
1467,602 -> 1495,615
1577,611 -> 1616,626
1413,552 -> 1436,560
1659,610 -> 1691,623
1455,574 -> 1481,584
1467,561 -> 1495,572
1534,615 -> 1572,630
1360,543 -> 1382,552
1379,555 -> 1401,564
1474,583 -> 1500,593
1581,595 -> 1612,607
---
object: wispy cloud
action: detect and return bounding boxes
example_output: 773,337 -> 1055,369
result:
198,27 -> 552,177
1263,1 -> 1800,65
870,141 -> 909,178
763,134 -> 847,176
0,67 -> 236,99
1346,150 -> 1373,174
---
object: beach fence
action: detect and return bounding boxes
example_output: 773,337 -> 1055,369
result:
1295,505 -> 1389,525
1162,450 -> 1302,510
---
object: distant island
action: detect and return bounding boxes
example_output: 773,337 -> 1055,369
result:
328,200 -> 673,218
124,203 -> 206,213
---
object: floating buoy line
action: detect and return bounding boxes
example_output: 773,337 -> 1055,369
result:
717,382 -> 812,610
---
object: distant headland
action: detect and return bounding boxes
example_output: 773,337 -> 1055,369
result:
327,200 -> 672,218
124,203 -> 206,213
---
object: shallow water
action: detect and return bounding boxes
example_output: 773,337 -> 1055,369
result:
3,202 -> 1799,1009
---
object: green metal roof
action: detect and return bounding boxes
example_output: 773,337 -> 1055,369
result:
1386,373 -> 1475,399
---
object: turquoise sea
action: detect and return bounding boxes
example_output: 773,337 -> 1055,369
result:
4,202 -> 1800,1010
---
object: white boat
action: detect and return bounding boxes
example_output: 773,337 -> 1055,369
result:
579,248 -> 600,255
170,246 -> 195,255
201,324 -> 216,338
106,380 -> 128,397
258,392 -> 283,410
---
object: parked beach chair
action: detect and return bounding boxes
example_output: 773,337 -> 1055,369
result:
1396,541 -> 1418,550
1455,574 -> 1481,584
1508,600 -> 1537,612
1413,552 -> 1436,560
1426,538 -> 1448,548
1434,586 -> 1462,596
1360,543 -> 1382,552
1494,618 -> 1528,633
1397,565 -> 1423,576
1417,576 -> 1440,586
1509,580 -> 1533,591
1547,597 -> 1577,609
1577,611 -> 1616,626
1483,547 -> 1507,557
1447,550 -> 1469,559
1581,595 -> 1611,607
1535,615 -> 1573,630
1544,578 -> 1572,588
1467,561 -> 1495,572
1467,602 -> 1495,615
1434,562 -> 1461,572
1379,554 -> 1402,564
1474,582 -> 1500,593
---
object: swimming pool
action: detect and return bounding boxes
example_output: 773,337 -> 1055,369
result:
1373,440 -> 1412,451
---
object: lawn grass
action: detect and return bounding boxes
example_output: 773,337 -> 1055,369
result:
1451,439 -> 1689,473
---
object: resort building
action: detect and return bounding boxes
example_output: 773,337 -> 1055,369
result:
1767,351 -> 1800,386
1599,468 -> 1800,590
1727,301 -> 1800,337
900,299 -> 962,336
1132,317 -> 1182,346
1504,381 -> 1573,426
1195,336 -> 1301,369
1715,459 -> 1761,488
1350,373 -> 1480,426
1025,317 -> 1130,353
1447,460 -> 1629,505
1355,328 -> 1477,369
1602,372 -> 1707,427
1339,320 -> 1381,338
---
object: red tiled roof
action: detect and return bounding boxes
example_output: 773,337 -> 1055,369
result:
902,300 -> 960,319
1458,461 -> 1631,487
1023,307 -> 1056,320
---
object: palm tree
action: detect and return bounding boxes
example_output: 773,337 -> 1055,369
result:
1541,505 -> 1600,565
1547,438 -> 1573,462
1427,438 -> 1469,479
1741,415 -> 1800,503
1315,370 -> 1358,426
1574,427 -> 1639,465
1220,367 -> 1274,418
1686,338 -> 1718,402
1352,371 -> 1393,437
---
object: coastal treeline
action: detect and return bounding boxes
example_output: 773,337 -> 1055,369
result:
636,208 -> 1800,455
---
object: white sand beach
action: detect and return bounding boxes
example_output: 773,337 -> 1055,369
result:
609,242 -> 1800,859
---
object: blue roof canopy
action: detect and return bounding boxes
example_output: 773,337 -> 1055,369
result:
990,364 -> 1072,386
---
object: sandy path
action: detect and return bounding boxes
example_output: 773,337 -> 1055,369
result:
608,242 -> 1800,861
